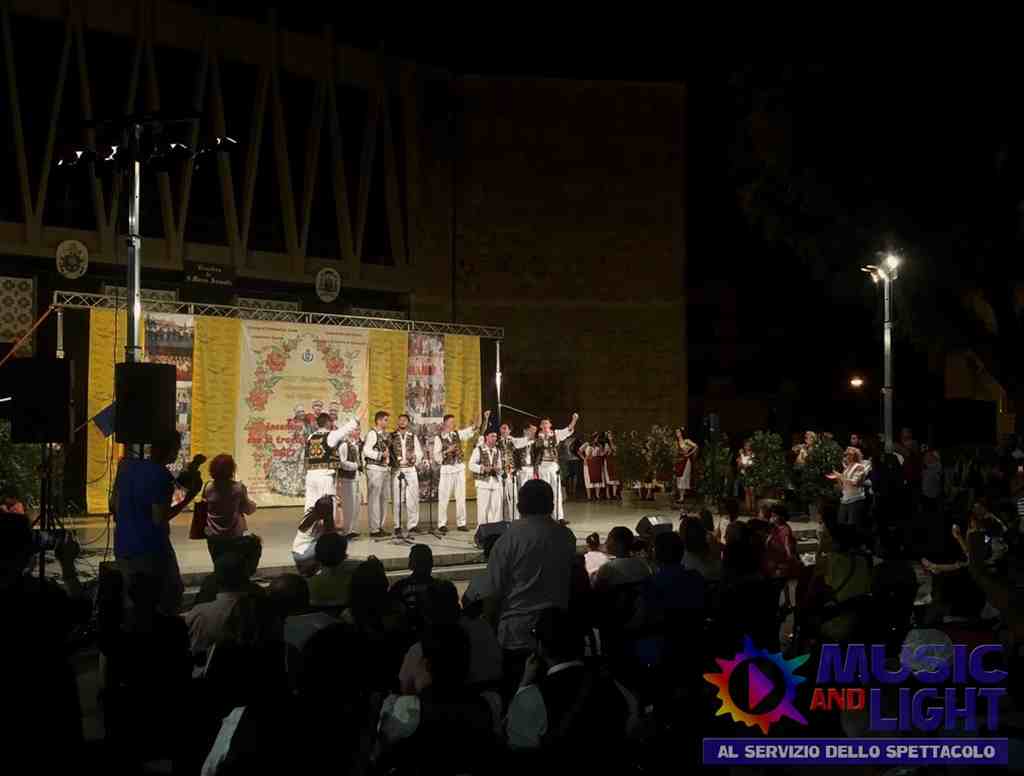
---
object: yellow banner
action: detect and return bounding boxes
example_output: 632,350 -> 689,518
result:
191,317 -> 242,480
367,330 -> 409,422
85,308 -> 129,514
444,334 -> 482,499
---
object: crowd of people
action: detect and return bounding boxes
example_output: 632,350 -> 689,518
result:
1,421 -> 1022,773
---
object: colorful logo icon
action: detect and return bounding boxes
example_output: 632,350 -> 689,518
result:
704,636 -> 810,734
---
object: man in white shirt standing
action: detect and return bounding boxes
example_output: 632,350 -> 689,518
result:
390,414 -> 423,533
362,411 -> 392,537
335,424 -> 362,538
497,423 -> 528,520
470,430 -> 503,525
432,410 -> 489,534
304,413 -> 358,514
532,414 -> 579,523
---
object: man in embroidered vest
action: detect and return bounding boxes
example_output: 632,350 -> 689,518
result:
362,411 -> 392,537
511,422 -> 538,496
532,414 -> 579,524
304,412 -> 358,515
390,414 -> 424,533
497,424 -> 521,520
335,424 -> 362,538
432,410 -> 488,533
470,431 -> 504,525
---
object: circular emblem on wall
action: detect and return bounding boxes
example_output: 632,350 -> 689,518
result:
315,267 -> 342,303
302,349 -> 314,363
56,240 -> 89,279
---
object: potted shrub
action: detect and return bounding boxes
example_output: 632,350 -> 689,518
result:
745,430 -> 787,501
0,420 -> 41,509
697,431 -> 733,510
797,436 -> 844,517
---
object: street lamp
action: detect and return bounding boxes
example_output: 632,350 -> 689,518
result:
861,254 -> 901,453
849,376 -> 865,389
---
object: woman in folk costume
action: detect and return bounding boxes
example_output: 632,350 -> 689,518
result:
674,427 -> 698,504
601,431 -> 621,501
582,432 -> 606,501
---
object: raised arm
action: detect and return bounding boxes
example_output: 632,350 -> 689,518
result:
555,413 -> 579,443
326,417 -> 358,448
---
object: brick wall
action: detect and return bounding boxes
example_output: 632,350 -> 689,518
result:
413,77 -> 687,433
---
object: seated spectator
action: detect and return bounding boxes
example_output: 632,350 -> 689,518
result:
291,495 -> 335,577
269,573 -> 335,654
377,623 -> 499,772
340,557 -> 412,687
681,517 -> 722,581
1,514 -> 89,768
716,537 -> 781,653
506,607 -> 635,761
723,498 -> 744,546
584,531 -> 610,581
637,531 -> 704,626
1,485 -> 26,514
202,453 -> 257,564
184,551 -> 271,660
390,544 -> 448,633
307,532 -> 358,609
194,534 -> 264,606
202,623 -> 380,775
592,526 -> 652,591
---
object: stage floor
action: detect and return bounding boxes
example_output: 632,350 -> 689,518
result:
69,499 -> 820,586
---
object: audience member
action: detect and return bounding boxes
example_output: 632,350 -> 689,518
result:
111,430 -> 201,613
584,531 -> 610,581
681,518 -> 722,581
816,524 -> 874,643
291,494 -> 335,576
462,531 -> 501,611
484,480 -> 577,699
390,544 -> 448,634
340,557 -> 412,687
723,498 -> 744,545
203,453 -> 257,563
377,623 -> 499,772
506,607 -> 635,762
184,551 -> 271,660
592,526 -> 652,590
194,534 -> 264,605
307,532 -> 358,608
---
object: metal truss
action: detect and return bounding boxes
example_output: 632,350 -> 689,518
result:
53,291 -> 504,339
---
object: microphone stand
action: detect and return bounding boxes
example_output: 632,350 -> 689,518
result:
501,472 -> 510,523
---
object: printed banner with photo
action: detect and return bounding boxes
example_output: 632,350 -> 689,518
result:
406,333 -> 445,500
235,321 -> 369,506
144,313 -> 195,485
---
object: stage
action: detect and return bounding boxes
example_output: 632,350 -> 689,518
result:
69,499 -> 821,588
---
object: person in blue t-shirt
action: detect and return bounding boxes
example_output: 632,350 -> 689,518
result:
110,431 -> 201,614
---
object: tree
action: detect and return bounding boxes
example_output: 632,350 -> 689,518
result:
745,430 -> 787,497
730,64 -> 1024,430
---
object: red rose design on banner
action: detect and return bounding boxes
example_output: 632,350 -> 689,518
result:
239,324 -> 368,507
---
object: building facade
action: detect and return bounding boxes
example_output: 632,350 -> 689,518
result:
1,1 -> 686,443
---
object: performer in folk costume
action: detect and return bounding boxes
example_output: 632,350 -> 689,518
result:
511,422 -> 539,494
674,426 -> 698,503
389,414 -> 424,532
531,413 -> 579,522
292,494 -> 336,576
736,438 -> 756,515
303,412 -> 358,514
432,409 -> 489,533
582,432 -> 606,501
601,431 -> 621,501
362,411 -> 393,537
335,424 -> 363,537
497,423 -> 522,520
470,430 -> 504,525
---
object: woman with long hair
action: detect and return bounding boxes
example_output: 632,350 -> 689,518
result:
602,431 -> 621,501
582,432 -> 606,501
203,454 -> 257,564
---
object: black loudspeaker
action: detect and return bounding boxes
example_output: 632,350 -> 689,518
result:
474,521 -> 509,550
636,515 -> 675,541
1,358 -> 75,443
115,362 -> 176,443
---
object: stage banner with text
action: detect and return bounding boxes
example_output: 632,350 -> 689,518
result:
86,308 -> 130,515
191,317 -> 242,482
235,321 -> 369,506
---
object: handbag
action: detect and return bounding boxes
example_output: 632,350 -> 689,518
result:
188,500 -> 209,540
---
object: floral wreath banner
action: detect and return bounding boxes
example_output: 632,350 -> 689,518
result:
235,321 -> 368,506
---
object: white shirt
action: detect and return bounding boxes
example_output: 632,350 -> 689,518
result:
336,441 -> 360,473
510,435 -> 534,466
362,427 -> 391,467
432,426 -> 477,473
535,428 -> 573,466
840,462 -> 868,504
390,429 -> 423,468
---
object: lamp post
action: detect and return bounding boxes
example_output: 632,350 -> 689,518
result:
861,253 -> 901,453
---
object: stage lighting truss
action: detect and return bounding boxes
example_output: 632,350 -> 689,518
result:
54,112 -> 238,173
